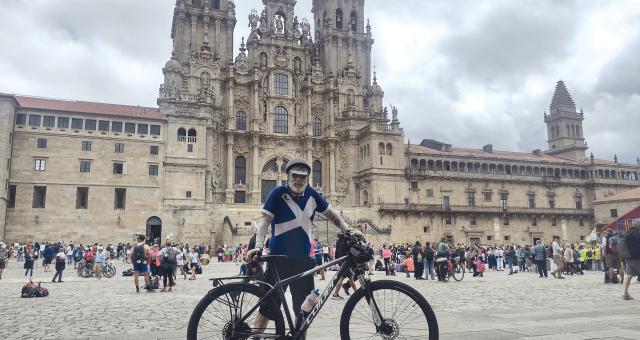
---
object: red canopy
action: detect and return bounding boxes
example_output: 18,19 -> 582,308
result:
603,205 -> 640,233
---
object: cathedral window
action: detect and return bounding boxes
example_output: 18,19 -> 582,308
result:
57,117 -> 69,129
336,8 -> 343,29
98,120 -> 109,132
410,159 -> 418,168
150,125 -> 161,135
85,119 -> 97,130
386,144 -> 393,156
378,143 -> 385,155
274,106 -> 288,134
188,128 -> 197,143
313,160 -> 322,187
177,127 -> 186,142
262,160 -> 278,173
43,116 -> 55,128
192,0 -> 201,7
112,121 -> 122,133
125,122 -> 136,134
235,156 -> 246,185
138,124 -> 149,135
350,11 -> 358,32
313,118 -> 322,137
16,113 -> 26,125
28,114 -> 41,127
212,0 -> 220,9
274,74 -> 289,95
236,111 -> 247,131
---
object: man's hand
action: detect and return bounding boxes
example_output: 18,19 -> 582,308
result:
247,248 -> 262,262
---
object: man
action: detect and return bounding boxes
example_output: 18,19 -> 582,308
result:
0,243 -> 7,280
313,238 -> 325,280
251,159 -> 351,338
94,246 -> 107,280
411,241 -> 424,280
622,219 -> 640,299
131,234 -> 151,293
551,236 -> 565,279
534,240 -> 547,278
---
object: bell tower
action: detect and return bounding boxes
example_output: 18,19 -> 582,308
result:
312,0 -> 373,88
544,81 -> 588,160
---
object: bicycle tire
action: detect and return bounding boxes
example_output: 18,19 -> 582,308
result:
187,282 -> 285,340
103,265 -> 115,278
452,263 -> 464,281
339,280 -> 439,340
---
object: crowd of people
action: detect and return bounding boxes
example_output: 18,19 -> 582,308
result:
1,219 -> 639,300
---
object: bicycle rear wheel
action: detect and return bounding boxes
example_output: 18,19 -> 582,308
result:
103,265 -> 115,278
452,263 -> 464,281
340,280 -> 439,340
187,282 -> 285,340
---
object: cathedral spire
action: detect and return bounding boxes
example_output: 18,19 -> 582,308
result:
549,80 -> 576,114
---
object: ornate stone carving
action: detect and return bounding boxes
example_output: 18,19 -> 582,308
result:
312,102 -> 325,118
234,95 -> 250,110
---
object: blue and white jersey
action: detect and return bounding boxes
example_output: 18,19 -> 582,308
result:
262,185 -> 329,258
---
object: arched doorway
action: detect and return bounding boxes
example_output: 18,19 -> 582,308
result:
260,157 -> 289,203
146,216 -> 162,245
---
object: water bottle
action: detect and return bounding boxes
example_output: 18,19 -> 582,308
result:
301,289 -> 320,314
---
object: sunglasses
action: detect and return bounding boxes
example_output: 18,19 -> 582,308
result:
291,173 -> 308,180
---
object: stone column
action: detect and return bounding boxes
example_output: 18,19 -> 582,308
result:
329,141 -> 337,199
225,134 -> 235,203
251,135 -> 261,203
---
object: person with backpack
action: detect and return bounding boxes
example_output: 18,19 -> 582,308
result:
131,234 -> 151,293
52,247 -> 66,283
24,250 -> 35,278
605,232 -> 622,284
412,241 -> 424,280
422,242 -> 435,280
621,219 -> 640,300
158,239 -> 179,292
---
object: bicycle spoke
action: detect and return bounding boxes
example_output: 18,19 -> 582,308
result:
348,287 -> 431,338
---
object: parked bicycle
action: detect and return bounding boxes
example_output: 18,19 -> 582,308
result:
435,252 -> 464,282
76,259 -> 116,278
187,232 -> 439,339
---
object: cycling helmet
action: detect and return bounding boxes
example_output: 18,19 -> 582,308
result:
285,158 -> 311,174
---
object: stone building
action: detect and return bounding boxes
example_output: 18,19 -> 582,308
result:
1,0 -> 639,246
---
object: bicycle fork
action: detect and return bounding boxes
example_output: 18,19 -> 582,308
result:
357,275 -> 383,328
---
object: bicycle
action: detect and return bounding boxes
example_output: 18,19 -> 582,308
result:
450,256 -> 465,282
76,259 -> 116,278
187,232 -> 439,340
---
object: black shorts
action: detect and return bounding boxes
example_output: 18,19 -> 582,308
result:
259,257 -> 314,320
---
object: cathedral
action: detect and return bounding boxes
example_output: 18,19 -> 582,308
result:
1,0 -> 639,246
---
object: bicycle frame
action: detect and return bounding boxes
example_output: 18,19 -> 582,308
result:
232,253 -> 376,339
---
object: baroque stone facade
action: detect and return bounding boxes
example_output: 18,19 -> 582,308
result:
1,0 -> 639,246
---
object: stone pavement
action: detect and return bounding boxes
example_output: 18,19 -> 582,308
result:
1,259 -> 639,339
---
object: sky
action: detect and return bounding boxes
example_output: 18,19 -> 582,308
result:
1,0 -> 639,164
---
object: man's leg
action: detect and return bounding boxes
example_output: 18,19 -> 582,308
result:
623,273 -> 632,298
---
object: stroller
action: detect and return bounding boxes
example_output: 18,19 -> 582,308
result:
473,259 -> 485,277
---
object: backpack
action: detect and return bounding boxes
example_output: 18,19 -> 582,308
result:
618,229 -> 640,259
21,281 -> 49,298
132,245 -> 146,263
160,249 -> 177,269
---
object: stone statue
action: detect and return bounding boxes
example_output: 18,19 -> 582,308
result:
259,53 -> 267,69
294,58 -> 301,73
275,15 -> 284,33
249,9 -> 259,29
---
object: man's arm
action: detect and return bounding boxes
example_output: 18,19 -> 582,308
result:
254,213 -> 272,250
322,207 -> 350,233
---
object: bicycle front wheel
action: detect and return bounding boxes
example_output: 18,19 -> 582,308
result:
452,264 -> 464,281
340,280 -> 439,340
187,282 -> 285,340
